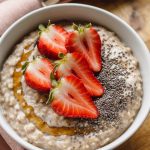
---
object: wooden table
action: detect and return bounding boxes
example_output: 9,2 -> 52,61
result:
0,0 -> 150,149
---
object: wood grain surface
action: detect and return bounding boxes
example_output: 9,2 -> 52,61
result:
0,0 -> 150,150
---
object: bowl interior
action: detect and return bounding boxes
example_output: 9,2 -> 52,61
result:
0,4 -> 150,150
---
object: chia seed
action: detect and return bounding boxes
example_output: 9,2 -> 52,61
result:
68,33 -> 140,133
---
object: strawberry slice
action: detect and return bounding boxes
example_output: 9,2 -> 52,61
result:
55,52 -> 104,96
37,24 -> 68,59
48,75 -> 99,119
66,24 -> 102,72
24,58 -> 54,92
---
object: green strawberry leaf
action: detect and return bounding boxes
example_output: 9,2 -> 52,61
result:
85,23 -> 92,28
38,24 -> 46,31
58,53 -> 65,59
22,61 -> 29,74
46,90 -> 54,105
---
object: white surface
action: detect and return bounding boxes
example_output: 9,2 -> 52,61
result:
0,3 -> 150,150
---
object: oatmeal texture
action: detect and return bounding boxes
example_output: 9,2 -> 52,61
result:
0,24 -> 142,150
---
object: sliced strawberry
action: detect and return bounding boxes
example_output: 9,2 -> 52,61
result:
66,24 -> 102,72
24,58 -> 54,92
55,52 -> 104,96
37,24 -> 68,59
49,75 -> 99,119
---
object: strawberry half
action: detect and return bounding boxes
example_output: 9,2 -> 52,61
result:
24,57 -> 54,92
66,24 -> 102,72
55,52 -> 104,96
37,24 -> 68,59
48,75 -> 99,119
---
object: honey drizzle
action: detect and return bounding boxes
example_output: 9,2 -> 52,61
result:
13,47 -> 93,136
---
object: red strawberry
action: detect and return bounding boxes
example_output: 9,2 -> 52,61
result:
48,75 -> 99,119
24,58 -> 54,92
55,52 -> 104,96
66,24 -> 102,72
37,24 -> 68,59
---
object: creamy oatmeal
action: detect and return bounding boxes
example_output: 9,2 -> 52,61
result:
0,23 -> 142,150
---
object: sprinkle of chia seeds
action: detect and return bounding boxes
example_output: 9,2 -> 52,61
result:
67,33 -> 138,133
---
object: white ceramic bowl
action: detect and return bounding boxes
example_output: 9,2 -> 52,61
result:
0,4 -> 150,150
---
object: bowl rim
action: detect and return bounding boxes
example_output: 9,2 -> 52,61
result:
0,3 -> 150,150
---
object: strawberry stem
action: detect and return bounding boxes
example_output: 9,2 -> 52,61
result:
58,53 -> 65,59
48,20 -> 51,27
53,63 -> 59,72
72,23 -> 84,33
85,23 -> 92,28
72,23 -> 78,31
46,90 -> 54,104
72,23 -> 92,33
50,73 -> 58,87
38,24 -> 46,31
38,24 -> 46,36
22,61 -> 29,74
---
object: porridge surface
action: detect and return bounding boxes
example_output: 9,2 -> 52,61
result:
0,23 -> 142,150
